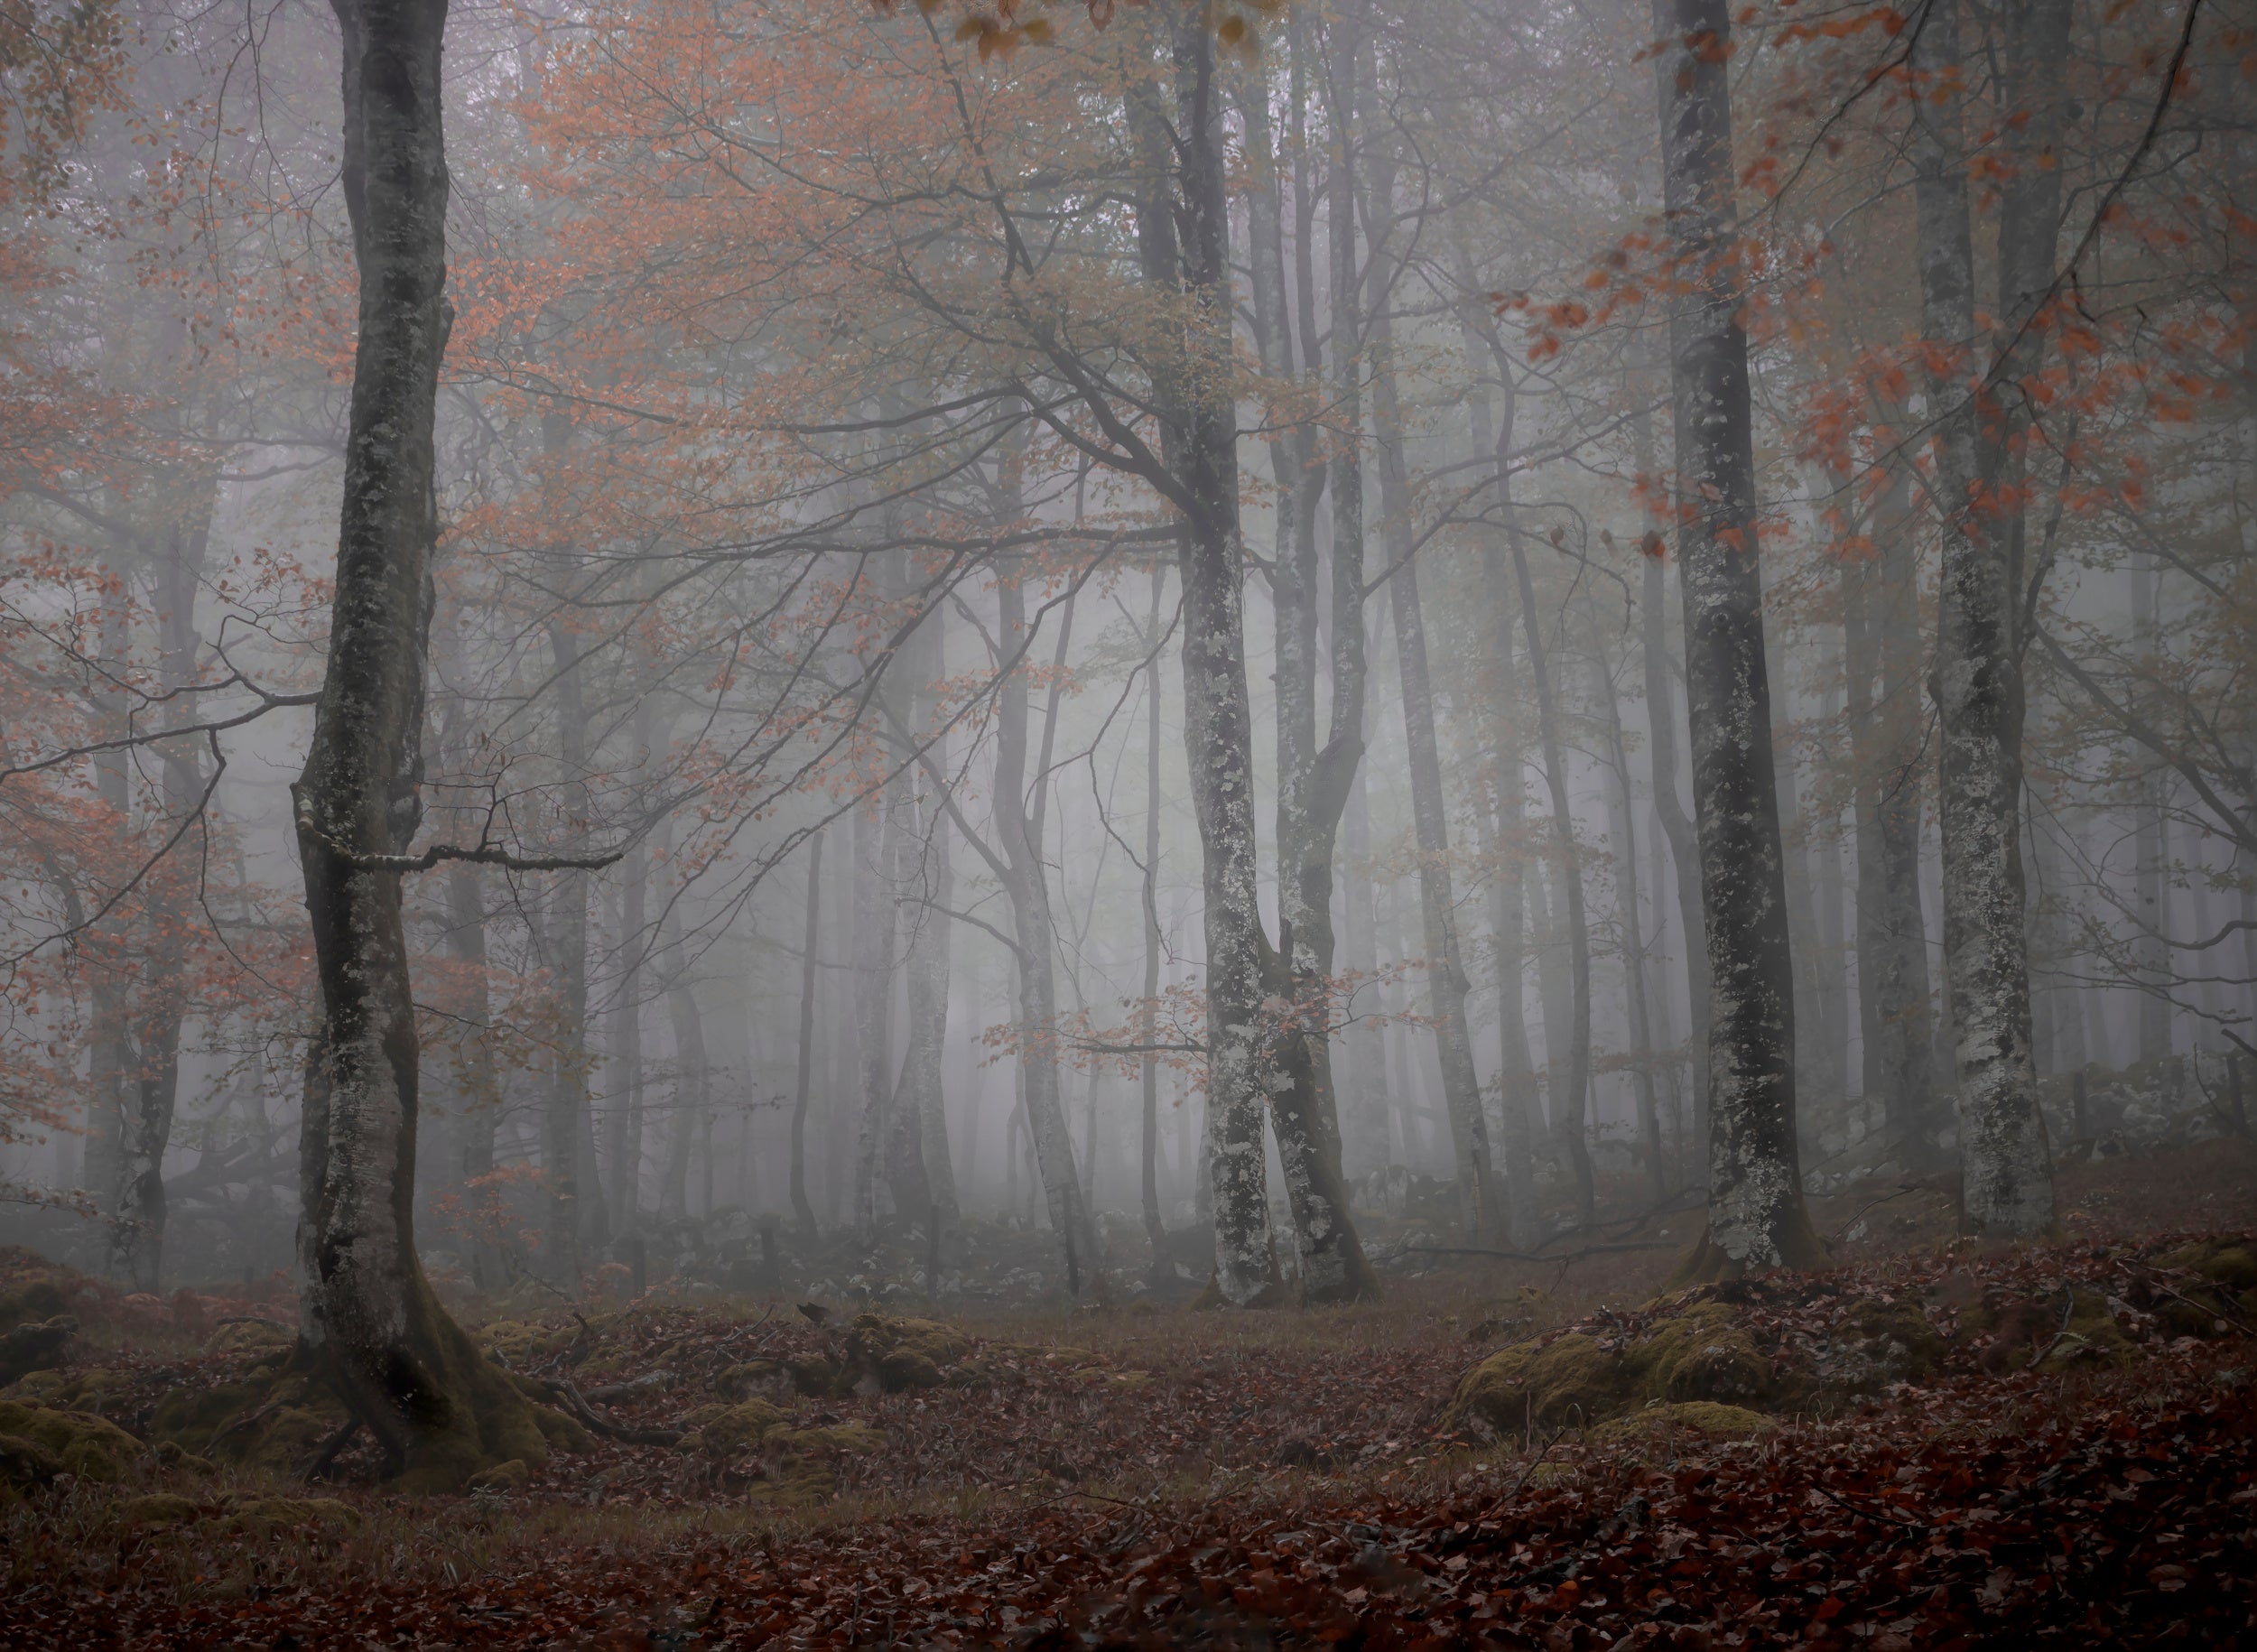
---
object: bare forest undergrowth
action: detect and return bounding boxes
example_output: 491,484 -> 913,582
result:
2,1142 -> 2253,1648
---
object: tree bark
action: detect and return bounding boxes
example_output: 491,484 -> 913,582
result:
1594,627 -> 1667,1204
1508,527 -> 1596,1225
788,828 -> 823,1238
112,470 -> 215,1289
1842,424 -> 1939,1164
292,0 -> 551,1488
1641,551 -> 1711,1161
1909,0 -> 2054,1236
1240,36 -> 1373,1303
850,780 -> 900,1235
1139,567 -> 1168,1274
1652,0 -> 1825,1274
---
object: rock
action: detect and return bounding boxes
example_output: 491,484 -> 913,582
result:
721,1359 -> 795,1402
1633,1303 -> 1771,1404
0,1431 -> 64,1490
699,1400 -> 787,1454
1589,1402 -> 1777,1447
0,1315 -> 75,1385
0,1399 -> 144,1482
152,1439 -> 218,1477
467,1459 -> 530,1493
205,1318 -> 295,1359
119,1492 -> 202,1530
1820,1297 -> 1944,1393
222,1495 -> 361,1532
842,1314 -> 968,1393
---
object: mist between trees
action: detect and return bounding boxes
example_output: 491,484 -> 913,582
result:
0,0 -> 2249,1395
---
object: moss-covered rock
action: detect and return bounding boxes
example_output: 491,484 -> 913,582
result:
221,1495 -> 359,1533
205,1318 -> 296,1359
699,1399 -> 788,1454
0,1277 -> 70,1333
0,1314 -> 75,1385
843,1315 -> 968,1393
1588,1402 -> 1777,1448
0,1399 -> 143,1481
0,1430 -> 64,1490
119,1492 -> 203,1530
1627,1302 -> 1771,1404
467,1458 -> 529,1493
1819,1297 -> 1945,1393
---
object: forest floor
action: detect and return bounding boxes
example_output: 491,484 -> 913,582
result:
2,1139 -> 2252,1648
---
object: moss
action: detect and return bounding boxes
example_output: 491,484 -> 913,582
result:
220,1496 -> 360,1533
700,1400 -> 788,1454
467,1459 -> 529,1493
119,1492 -> 202,1529
205,1319 -> 295,1359
0,1278 -> 69,1334
0,1314 -> 76,1385
0,1430 -> 64,1490
1628,1302 -> 1773,1405
1589,1402 -> 1777,1448
1823,1298 -> 1945,1393
2157,1239 -> 2257,1293
1,1369 -> 69,1405
532,1406 -> 595,1455
1448,1332 -> 1628,1434
843,1315 -> 969,1393
0,1399 -> 142,1481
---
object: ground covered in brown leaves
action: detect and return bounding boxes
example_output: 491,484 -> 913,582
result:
1,1143 -> 2252,1648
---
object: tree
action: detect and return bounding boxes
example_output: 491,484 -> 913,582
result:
289,0 -> 556,1489
1651,0 -> 1825,1276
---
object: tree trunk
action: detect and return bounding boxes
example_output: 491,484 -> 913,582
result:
1910,0 -> 2054,1236
788,828 -> 823,1238
896,772 -> 954,1238
112,474 -> 215,1290
1240,33 -> 1373,1303
660,916 -> 708,1223
2131,560 -> 2172,1064
1842,423 -> 1938,1165
1139,568 -> 1168,1274
1640,551 -> 1711,1159
1594,630 -> 1667,1204
607,836 -> 646,1239
1652,0 -> 1825,1275
850,782 -> 899,1235
1508,527 -> 1596,1224
292,0 -> 550,1488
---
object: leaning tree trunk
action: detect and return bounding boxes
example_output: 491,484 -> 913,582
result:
1910,0 -> 2054,1236
1652,0 -> 1825,1275
292,0 -> 553,1489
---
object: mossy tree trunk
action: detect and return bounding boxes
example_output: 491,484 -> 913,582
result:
1651,0 -> 1825,1276
292,0 -> 550,1490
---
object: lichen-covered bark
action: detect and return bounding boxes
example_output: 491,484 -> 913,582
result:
1168,18 -> 1277,1306
1909,0 -> 2054,1238
1651,0 -> 1825,1274
1246,35 -> 1374,1302
293,0 -> 549,1488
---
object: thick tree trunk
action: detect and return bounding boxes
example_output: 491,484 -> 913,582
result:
788,829 -> 823,1238
292,0 -> 550,1489
1842,440 -> 1938,1164
1652,0 -> 1825,1275
1241,43 -> 1372,1303
1910,0 -> 2054,1236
